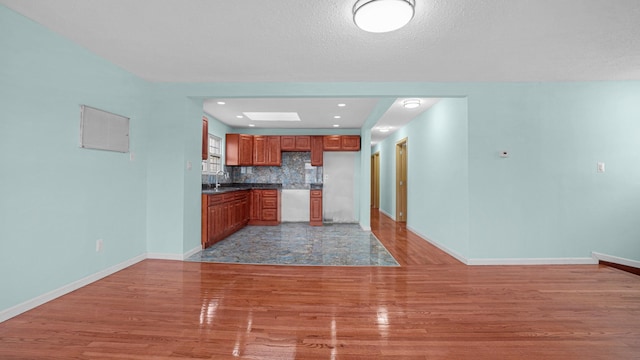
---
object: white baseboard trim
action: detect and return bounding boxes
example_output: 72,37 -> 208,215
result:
182,246 -> 202,260
360,224 -> 372,231
467,257 -> 598,266
592,252 -> 640,268
0,254 -> 146,323
406,225 -> 469,265
146,252 -> 185,261
379,209 -> 394,220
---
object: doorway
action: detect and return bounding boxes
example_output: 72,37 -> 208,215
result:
395,138 -> 408,222
371,152 -> 380,209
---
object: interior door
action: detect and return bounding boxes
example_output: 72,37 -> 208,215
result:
371,152 -> 380,209
396,139 -> 407,222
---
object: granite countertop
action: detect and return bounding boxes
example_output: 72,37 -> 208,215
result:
202,183 -> 282,194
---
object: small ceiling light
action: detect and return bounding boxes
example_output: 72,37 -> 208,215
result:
333,124 -> 340,127
236,115 -> 244,119
334,115 -> 341,119
379,127 -> 390,132
403,99 -> 421,109
248,124 -> 255,127
338,103 -> 346,107
353,0 -> 415,33
217,101 -> 225,105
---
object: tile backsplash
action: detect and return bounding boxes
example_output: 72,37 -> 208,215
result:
203,152 -> 322,189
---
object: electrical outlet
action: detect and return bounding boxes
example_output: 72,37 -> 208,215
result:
96,239 -> 103,252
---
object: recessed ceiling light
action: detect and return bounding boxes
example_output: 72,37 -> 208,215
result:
338,103 -> 346,107
217,101 -> 225,105
403,99 -> 421,109
243,112 -> 301,121
333,124 -> 340,127
378,127 -> 391,132
248,124 -> 255,127
236,115 -> 244,119
334,115 -> 341,119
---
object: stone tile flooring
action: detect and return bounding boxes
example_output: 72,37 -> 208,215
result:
186,223 -> 399,266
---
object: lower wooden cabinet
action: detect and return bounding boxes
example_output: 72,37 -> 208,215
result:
310,189 -> 323,226
201,188 -> 281,248
249,189 -> 281,226
201,190 -> 250,248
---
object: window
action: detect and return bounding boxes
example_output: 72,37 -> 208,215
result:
202,134 -> 222,174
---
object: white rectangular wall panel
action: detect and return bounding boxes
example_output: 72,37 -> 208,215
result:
80,105 -> 129,152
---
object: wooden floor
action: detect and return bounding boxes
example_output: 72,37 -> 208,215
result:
1,210 -> 639,359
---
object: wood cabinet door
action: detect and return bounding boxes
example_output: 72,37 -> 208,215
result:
202,117 -> 208,160
239,134 -> 253,165
226,134 -> 253,166
310,190 -> 323,226
253,136 -> 267,165
323,135 -> 342,151
266,136 -> 281,165
280,136 -> 296,151
341,135 -> 361,151
295,136 -> 311,151
311,136 -> 323,166
250,190 -> 261,220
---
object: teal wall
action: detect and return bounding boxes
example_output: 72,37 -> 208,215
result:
1,6 -> 150,310
2,4 -> 640,317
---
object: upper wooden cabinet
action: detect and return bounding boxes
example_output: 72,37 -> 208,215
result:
226,134 -> 253,166
323,135 -> 361,151
253,135 -> 281,166
202,117 -> 209,160
281,136 -> 311,151
311,136 -> 323,166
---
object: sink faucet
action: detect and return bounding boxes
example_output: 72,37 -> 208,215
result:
214,170 -> 228,191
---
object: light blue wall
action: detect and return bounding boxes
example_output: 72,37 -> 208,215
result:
372,98 -> 470,258
3,3 -> 640,318
1,6 -> 150,311
467,82 -> 640,260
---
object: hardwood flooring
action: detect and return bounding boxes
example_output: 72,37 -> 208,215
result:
1,210 -> 639,359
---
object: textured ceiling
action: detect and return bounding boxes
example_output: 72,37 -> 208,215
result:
3,0 -> 640,142
2,0 -> 640,83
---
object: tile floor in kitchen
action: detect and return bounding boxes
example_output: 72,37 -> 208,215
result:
186,222 -> 399,266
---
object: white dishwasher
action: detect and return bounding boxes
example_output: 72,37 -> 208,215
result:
281,189 -> 310,222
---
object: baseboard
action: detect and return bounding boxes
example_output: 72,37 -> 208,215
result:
467,257 -> 598,266
0,254 -> 146,323
592,252 -> 640,274
406,225 -> 469,265
406,225 -> 601,266
146,252 -> 185,261
379,209 -> 394,220
182,246 -> 202,260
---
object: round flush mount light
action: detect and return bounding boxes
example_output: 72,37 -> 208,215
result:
402,99 -> 421,109
353,0 -> 415,33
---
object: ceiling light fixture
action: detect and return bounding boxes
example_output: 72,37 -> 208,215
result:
333,124 -> 340,128
378,127 -> 391,132
403,99 -> 421,109
353,0 -> 415,33
338,103 -> 346,107
217,101 -> 225,105
334,115 -> 341,119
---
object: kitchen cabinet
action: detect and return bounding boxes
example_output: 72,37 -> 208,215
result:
253,135 -> 281,166
202,117 -> 208,161
310,189 -> 323,226
201,190 -> 250,248
281,135 -> 311,151
311,136 -> 323,166
249,189 -> 281,225
323,135 -> 361,151
226,134 -> 253,166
